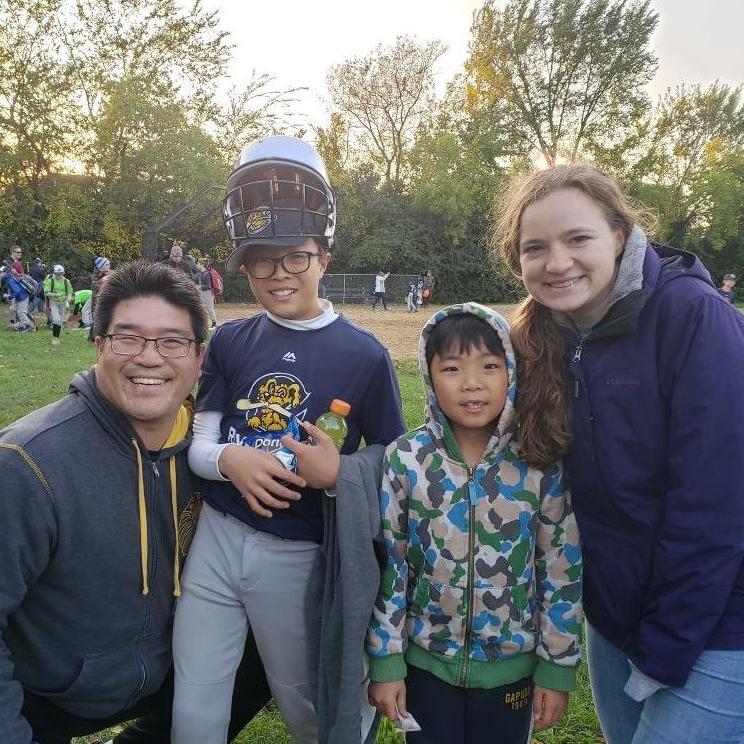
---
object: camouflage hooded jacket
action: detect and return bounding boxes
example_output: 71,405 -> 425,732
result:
366,303 -> 582,691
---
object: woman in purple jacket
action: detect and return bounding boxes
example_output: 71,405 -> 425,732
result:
494,164 -> 744,744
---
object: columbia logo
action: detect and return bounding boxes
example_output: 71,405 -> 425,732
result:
282,352 -> 297,363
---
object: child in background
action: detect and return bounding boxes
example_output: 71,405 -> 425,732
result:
172,136 -> 405,744
43,264 -> 73,347
72,288 -> 93,329
406,280 -> 419,313
416,275 -> 424,307
366,303 -> 582,744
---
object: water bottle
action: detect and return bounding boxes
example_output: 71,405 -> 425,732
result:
315,399 -> 351,450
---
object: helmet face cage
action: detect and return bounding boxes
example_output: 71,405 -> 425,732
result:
222,162 -> 335,248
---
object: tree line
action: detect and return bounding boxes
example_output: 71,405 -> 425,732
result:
2,0 -> 743,301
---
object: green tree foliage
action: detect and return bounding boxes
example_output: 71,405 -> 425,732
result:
408,129 -> 477,246
326,36 -> 445,188
212,73 -> 304,163
0,0 -> 295,276
1,0 -> 743,302
407,82 -> 513,249
639,84 -> 744,245
0,0 -> 73,189
465,0 -> 658,164
62,0 -> 230,121
314,113 -> 352,187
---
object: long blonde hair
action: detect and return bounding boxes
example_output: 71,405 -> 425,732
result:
493,164 -> 649,467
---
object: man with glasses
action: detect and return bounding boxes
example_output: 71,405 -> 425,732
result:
0,261 -> 269,744
5,244 -> 24,274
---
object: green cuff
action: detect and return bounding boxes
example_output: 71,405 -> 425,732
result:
532,658 -> 578,692
368,653 -> 407,682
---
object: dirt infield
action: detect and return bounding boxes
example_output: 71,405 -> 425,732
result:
215,302 -> 519,360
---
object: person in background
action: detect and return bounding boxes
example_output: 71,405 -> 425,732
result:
1,266 -> 35,332
92,257 -> 111,290
165,245 -> 192,279
195,258 -> 217,330
372,269 -> 390,310
405,279 -> 418,313
3,246 -> 24,324
72,288 -> 93,329
29,259 -> 47,314
88,257 -> 112,342
30,258 -> 46,284
5,245 -> 24,274
718,273 -> 736,303
422,270 -> 435,305
205,257 -> 224,305
183,252 -> 199,282
44,264 -> 73,348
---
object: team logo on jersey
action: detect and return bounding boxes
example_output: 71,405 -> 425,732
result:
245,206 -> 275,235
282,351 -> 297,363
235,372 -> 310,432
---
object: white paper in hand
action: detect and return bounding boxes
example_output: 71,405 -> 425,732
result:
394,708 -> 422,733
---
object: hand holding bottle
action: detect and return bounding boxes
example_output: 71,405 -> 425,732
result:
280,421 -> 340,490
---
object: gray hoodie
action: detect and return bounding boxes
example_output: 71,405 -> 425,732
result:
307,445 -> 387,744
0,370 -> 197,744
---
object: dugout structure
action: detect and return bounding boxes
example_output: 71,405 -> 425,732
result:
142,185 -> 224,261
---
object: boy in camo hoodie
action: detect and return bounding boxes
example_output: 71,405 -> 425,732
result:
366,303 -> 582,743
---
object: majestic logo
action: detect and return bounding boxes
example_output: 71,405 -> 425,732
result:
245,206 -> 275,235
282,352 -> 297,363
235,372 -> 310,433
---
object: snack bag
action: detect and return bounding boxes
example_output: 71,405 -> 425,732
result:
270,414 -> 301,472
235,400 -> 303,472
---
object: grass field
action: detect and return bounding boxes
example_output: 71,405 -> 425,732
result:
0,304 -> 604,743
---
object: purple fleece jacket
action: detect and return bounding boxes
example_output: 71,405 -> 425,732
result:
563,242 -> 744,688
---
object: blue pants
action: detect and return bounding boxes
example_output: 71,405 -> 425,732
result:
405,665 -> 533,744
587,623 -> 744,744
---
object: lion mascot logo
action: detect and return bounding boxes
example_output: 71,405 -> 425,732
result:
236,372 -> 310,432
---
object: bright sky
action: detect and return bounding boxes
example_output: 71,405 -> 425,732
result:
208,0 -> 743,130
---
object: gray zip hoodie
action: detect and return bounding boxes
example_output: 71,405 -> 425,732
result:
0,369 -> 197,744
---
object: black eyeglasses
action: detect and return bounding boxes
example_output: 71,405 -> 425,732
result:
244,251 -> 322,279
105,334 -> 196,358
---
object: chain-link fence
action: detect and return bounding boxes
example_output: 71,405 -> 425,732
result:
222,273 -> 421,305
321,274 -> 420,305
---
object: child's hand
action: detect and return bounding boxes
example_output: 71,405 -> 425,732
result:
218,445 -> 305,518
532,686 -> 568,730
368,680 -> 407,722
281,421 -> 341,490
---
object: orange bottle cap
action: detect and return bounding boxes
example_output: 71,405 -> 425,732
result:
330,399 -> 351,417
